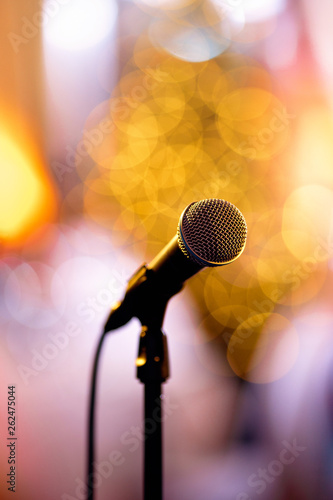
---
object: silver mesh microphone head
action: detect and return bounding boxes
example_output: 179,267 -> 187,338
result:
177,199 -> 247,267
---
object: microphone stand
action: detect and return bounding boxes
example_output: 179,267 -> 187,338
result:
132,267 -> 176,500
136,322 -> 169,500
104,263 -> 182,499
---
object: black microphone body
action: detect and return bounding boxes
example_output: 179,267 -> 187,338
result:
148,234 -> 204,284
103,235 -> 202,332
104,199 -> 247,332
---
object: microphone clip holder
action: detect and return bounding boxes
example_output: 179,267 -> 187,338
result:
104,263 -> 183,332
136,326 -> 169,384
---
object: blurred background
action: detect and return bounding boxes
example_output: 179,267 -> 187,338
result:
1,0 -> 333,498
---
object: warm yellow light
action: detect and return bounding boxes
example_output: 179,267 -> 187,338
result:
294,107 -> 333,186
136,356 -> 146,367
282,184 -> 333,260
0,122 -> 56,244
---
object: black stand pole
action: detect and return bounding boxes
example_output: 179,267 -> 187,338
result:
136,325 -> 169,500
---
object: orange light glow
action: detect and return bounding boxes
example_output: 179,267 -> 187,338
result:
0,117 -> 57,246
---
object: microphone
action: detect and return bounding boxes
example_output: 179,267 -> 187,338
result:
104,198 -> 247,332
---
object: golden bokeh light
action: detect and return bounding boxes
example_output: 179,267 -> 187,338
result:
212,304 -> 258,336
226,64 -> 272,93
218,88 -> 273,124
197,59 -> 230,111
75,20 -> 308,381
217,89 -> 291,160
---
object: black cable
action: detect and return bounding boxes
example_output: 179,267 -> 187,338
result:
87,328 -> 107,500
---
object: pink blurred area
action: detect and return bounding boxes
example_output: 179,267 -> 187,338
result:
1,1 -> 333,500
